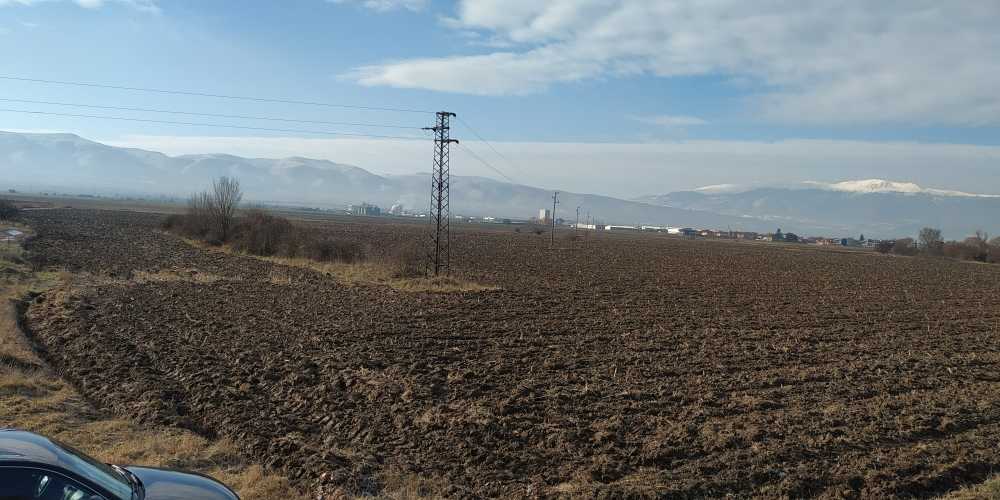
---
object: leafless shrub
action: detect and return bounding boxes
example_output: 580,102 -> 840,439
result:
0,198 -> 19,222
181,191 -> 214,239
209,176 -> 242,242
989,237 -> 1000,263
383,240 -> 426,278
231,210 -> 293,257
303,236 -> 365,263
163,178 -> 242,243
892,237 -> 917,256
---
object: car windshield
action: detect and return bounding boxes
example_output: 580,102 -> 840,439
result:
50,438 -> 134,500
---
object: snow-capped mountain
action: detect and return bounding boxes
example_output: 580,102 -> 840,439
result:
638,180 -> 1000,239
804,179 -> 1000,198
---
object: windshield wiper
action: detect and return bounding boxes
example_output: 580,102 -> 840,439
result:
111,464 -> 145,500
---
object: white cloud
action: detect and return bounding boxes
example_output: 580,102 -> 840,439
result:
347,1 -> 1000,126
630,115 -> 707,127
101,134 -> 1000,199
329,0 -> 425,13
0,0 -> 159,12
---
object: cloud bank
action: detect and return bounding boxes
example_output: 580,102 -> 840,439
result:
102,134 -> 1000,200
348,1 -> 1000,126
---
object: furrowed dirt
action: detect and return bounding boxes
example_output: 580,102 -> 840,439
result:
20,209 -> 1000,498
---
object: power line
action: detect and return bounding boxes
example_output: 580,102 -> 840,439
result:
0,98 -> 426,129
455,115 -> 527,177
456,142 -> 517,184
0,108 -> 432,141
0,75 -> 434,114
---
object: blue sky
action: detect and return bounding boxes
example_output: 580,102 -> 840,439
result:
2,0 -> 1000,197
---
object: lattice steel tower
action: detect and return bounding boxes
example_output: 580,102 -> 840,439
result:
423,111 -> 458,276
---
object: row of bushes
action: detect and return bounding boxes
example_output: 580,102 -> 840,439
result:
875,229 -> 1000,264
163,209 -> 425,277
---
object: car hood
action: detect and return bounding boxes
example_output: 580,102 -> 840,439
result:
124,466 -> 238,500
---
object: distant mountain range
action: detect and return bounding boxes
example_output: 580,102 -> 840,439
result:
636,180 -> 1000,239
0,131 -> 765,232
2,131 -> 997,239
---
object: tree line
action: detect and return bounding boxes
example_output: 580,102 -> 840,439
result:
876,227 -> 1000,263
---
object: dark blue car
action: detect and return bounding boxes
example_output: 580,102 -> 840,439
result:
0,429 -> 239,500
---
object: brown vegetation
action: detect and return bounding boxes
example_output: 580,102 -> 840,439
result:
880,228 -> 999,264
0,198 -> 19,222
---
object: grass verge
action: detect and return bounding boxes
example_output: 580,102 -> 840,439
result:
0,227 -> 306,499
177,235 -> 498,293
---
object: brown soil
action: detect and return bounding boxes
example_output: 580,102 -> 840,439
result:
19,209 -> 1000,498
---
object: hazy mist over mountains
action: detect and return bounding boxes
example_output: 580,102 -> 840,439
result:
2,131 -> 998,239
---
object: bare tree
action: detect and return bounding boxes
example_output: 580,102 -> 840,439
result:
184,191 -> 214,237
208,176 -> 242,241
990,236 -> 1000,263
918,227 -> 943,255
968,230 -> 990,261
0,199 -> 18,222
892,237 -> 916,256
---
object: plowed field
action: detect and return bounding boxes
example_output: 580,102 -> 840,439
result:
20,209 -> 1000,498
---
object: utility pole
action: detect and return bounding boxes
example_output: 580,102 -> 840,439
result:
550,191 -> 559,249
422,111 -> 458,276
575,205 -> 581,233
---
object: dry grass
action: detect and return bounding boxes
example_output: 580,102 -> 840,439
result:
940,477 -> 1000,499
549,469 -> 668,497
132,269 -> 228,284
375,467 -> 451,499
0,232 -> 305,500
178,235 -> 497,293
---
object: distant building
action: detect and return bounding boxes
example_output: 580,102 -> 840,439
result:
862,238 -> 891,249
606,225 -> 637,231
350,203 -> 382,216
538,208 -> 551,223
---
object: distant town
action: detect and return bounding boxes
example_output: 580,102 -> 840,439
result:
349,201 -> 901,251
0,189 -> 910,251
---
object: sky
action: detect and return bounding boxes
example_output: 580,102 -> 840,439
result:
1,0 -> 1000,198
